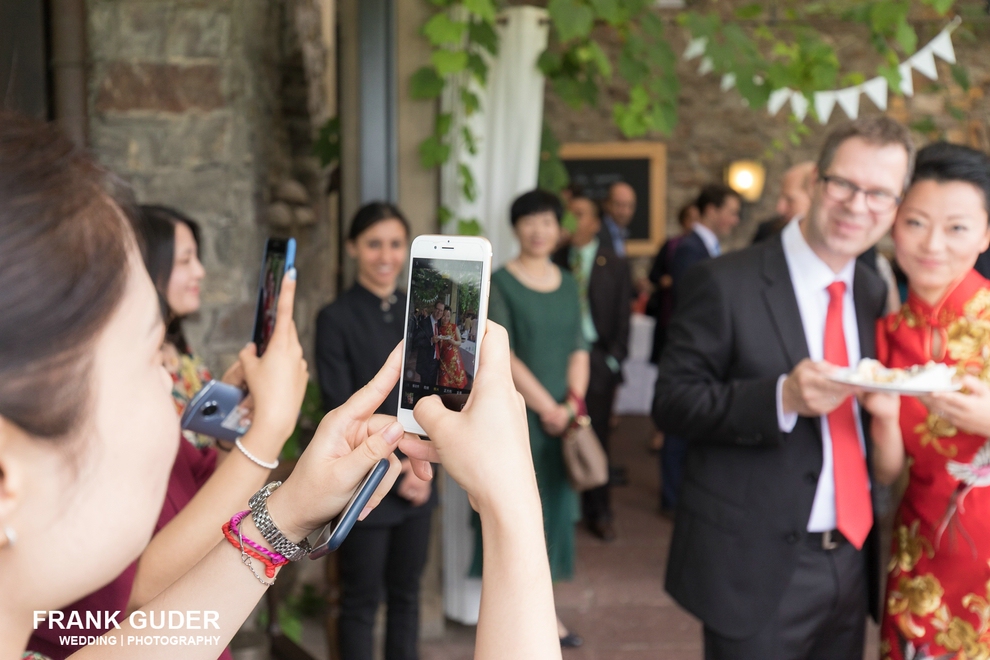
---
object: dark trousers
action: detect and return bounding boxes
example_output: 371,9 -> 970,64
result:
582,347 -> 618,523
659,433 -> 689,510
703,538 -> 867,659
338,511 -> 433,660
416,357 -> 438,386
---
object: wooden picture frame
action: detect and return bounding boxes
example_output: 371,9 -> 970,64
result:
559,141 -> 667,258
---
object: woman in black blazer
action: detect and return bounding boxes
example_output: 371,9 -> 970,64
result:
315,202 -> 436,660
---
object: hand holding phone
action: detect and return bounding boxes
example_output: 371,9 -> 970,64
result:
308,458 -> 392,557
253,238 -> 296,357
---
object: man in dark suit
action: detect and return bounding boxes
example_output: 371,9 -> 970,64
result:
412,301 -> 444,386
659,183 -> 740,514
597,181 -> 636,257
554,192 -> 632,541
752,161 -> 816,244
653,116 -> 915,658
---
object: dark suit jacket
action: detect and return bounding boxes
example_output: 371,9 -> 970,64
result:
412,314 -> 439,371
670,230 -> 712,302
553,242 -> 632,382
652,234 -> 886,639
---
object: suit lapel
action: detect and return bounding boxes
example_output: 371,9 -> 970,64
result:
854,264 -> 879,360
760,237 -> 810,370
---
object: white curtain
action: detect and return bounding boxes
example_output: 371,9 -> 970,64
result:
440,6 -> 549,624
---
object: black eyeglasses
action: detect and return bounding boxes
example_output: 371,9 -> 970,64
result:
819,175 -> 901,213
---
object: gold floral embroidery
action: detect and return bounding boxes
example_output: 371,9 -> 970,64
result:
880,639 -> 892,660
890,303 -> 921,332
915,413 -> 960,458
946,289 -> 990,383
890,520 -> 935,576
889,574 -> 945,640
932,579 -> 990,660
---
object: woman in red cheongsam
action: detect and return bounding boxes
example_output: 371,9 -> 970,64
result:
871,142 -> 990,660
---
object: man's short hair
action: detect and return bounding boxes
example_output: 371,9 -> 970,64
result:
569,189 -> 601,218
696,184 -> 741,214
677,202 -> 697,228
817,116 -> 916,192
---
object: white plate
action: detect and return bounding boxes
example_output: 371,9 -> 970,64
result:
826,370 -> 961,394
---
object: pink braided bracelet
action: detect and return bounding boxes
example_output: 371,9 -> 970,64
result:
229,510 -> 290,565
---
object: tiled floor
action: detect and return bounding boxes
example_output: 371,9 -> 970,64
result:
420,415 -> 881,660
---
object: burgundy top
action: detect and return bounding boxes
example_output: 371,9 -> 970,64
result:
28,438 -> 234,660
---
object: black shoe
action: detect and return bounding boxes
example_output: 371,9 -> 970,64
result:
560,633 -> 584,648
587,518 -> 617,542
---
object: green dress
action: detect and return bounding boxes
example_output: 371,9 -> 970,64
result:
470,266 -> 587,581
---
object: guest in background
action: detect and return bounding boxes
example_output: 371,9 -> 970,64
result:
654,117 -> 914,657
438,307 -> 468,388
752,162 -> 815,244
553,191 -> 632,542
599,181 -> 637,257
413,301 -> 445,386
315,202 -> 435,660
657,184 -> 740,514
481,189 -> 589,647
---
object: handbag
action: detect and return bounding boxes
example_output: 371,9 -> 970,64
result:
561,415 -> 609,492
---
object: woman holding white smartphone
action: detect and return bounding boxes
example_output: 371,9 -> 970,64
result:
2,113 -> 558,660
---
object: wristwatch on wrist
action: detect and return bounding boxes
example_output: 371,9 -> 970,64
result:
248,481 -> 312,561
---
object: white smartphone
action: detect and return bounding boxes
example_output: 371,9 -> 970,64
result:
397,235 -> 492,436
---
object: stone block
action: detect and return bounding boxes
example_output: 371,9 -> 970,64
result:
116,3 -> 171,60
90,114 -> 232,173
267,202 -> 293,227
276,179 -> 309,204
94,62 -> 224,113
87,3 -> 121,61
166,9 -> 231,59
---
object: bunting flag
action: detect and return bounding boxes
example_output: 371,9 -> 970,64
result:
684,17 -> 961,124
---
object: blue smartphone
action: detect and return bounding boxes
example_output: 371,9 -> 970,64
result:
180,380 -> 250,442
307,458 -> 392,557
252,237 -> 297,356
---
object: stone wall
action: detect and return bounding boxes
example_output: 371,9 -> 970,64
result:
542,9 -> 990,264
87,0 -> 336,374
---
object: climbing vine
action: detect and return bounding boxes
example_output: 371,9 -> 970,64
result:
413,0 -> 966,234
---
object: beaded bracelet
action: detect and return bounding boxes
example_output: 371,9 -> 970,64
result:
222,510 -> 290,584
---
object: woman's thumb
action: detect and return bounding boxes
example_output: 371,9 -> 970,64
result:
412,395 -> 452,439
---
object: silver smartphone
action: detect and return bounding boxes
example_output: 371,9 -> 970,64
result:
396,235 -> 492,436
180,380 -> 249,442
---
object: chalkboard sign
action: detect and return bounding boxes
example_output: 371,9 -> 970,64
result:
560,142 -> 666,258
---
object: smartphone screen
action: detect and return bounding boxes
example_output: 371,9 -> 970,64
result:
252,238 -> 295,356
401,256 -> 485,413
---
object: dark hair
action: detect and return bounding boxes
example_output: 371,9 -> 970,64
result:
677,202 -> 697,228
348,201 -> 410,241
132,205 -> 202,355
569,191 -> 601,218
510,189 -> 563,226
911,142 -> 990,214
818,116 -> 916,192
696,184 -> 741,214
0,113 -> 133,438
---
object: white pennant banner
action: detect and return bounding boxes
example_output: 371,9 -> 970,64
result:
835,87 -> 861,119
767,87 -> 793,116
928,30 -> 956,64
910,47 -> 939,80
683,36 -> 707,61
861,77 -> 888,110
790,93 -> 809,122
898,62 -> 915,97
814,91 -> 837,124
684,19 -> 959,123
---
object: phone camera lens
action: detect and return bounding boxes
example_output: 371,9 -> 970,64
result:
202,402 -> 219,416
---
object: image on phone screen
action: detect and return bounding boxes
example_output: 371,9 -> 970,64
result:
402,257 -> 484,413
252,239 -> 293,356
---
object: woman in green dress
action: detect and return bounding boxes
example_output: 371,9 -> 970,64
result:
473,189 -> 590,647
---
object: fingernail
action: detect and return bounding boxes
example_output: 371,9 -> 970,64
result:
286,267 -> 297,281
358,506 -> 373,521
383,422 -> 403,444
425,462 -> 433,479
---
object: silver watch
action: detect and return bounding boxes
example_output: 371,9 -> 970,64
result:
248,481 -> 312,561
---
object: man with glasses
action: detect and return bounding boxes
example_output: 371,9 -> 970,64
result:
653,116 -> 914,658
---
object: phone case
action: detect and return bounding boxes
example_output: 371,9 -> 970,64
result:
307,458 -> 392,558
180,380 -> 249,443
252,237 -> 297,355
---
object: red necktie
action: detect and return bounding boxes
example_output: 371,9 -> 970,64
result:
824,281 -> 873,550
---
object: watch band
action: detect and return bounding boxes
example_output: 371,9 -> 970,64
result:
248,481 -> 312,561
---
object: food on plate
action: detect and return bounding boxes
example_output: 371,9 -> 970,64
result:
842,358 -> 957,390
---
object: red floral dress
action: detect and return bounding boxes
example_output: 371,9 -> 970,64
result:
878,269 -> 990,660
438,321 -> 468,388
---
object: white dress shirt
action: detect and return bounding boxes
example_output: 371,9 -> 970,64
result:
693,223 -> 721,257
775,220 -> 867,532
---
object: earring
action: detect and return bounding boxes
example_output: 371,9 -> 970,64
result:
0,525 -> 15,550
